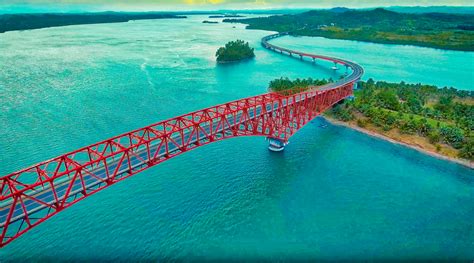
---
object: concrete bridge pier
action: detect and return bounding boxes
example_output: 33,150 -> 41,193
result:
267,137 -> 288,152
354,80 -> 362,90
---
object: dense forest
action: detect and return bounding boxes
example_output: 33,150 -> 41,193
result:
330,79 -> 474,160
0,13 -> 186,33
266,77 -> 474,160
215,40 -> 255,63
225,8 -> 474,51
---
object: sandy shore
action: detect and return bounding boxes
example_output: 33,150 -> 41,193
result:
323,117 -> 474,169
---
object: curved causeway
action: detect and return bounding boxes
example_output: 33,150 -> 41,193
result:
0,33 -> 364,247
262,32 -> 364,92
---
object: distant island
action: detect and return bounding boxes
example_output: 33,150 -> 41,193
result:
203,20 -> 219,24
225,8 -> 474,51
209,15 -> 245,18
215,40 -> 255,63
0,13 -> 186,33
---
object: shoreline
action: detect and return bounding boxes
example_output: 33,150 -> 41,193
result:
216,56 -> 255,64
284,32 -> 474,52
0,13 -> 187,34
323,116 -> 474,169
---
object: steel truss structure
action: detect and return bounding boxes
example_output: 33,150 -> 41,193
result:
0,33 -> 363,247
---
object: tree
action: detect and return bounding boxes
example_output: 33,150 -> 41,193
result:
400,119 -> 418,134
366,78 -> 375,87
428,131 -> 440,143
407,95 -> 423,114
459,140 -> 474,160
416,118 -> 432,136
333,104 -> 354,121
376,90 -> 400,111
385,113 -> 398,127
434,96 -> 453,117
439,126 -> 464,149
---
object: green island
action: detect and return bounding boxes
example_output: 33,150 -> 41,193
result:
225,8 -> 474,51
215,40 -> 255,63
268,77 -> 474,161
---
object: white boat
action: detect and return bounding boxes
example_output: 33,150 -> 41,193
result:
268,145 -> 285,152
267,138 -> 288,152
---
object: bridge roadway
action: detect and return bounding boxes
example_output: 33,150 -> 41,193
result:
0,100 -> 286,225
0,32 -> 363,247
261,33 -> 364,90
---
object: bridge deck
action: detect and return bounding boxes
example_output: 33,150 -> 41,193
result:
0,32 -> 363,247
1,101 -> 281,225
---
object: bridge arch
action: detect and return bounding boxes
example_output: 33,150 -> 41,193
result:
0,33 -> 363,247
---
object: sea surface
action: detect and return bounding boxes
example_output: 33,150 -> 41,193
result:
0,15 -> 473,261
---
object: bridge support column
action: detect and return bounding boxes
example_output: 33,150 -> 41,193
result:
267,138 -> 288,152
354,81 -> 362,90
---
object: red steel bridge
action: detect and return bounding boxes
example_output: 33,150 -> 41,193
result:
0,32 -> 363,247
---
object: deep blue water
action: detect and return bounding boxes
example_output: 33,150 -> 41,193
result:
0,15 -> 473,261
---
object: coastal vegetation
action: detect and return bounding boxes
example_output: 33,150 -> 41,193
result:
269,77 -> 331,95
327,79 -> 474,161
0,13 -> 186,33
225,8 -> 474,51
215,40 -> 255,63
267,77 -> 473,161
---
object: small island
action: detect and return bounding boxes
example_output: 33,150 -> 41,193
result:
203,20 -> 219,24
215,40 -> 255,63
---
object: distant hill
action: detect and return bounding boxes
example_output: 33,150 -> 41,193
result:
224,8 -> 474,51
329,7 -> 351,13
0,12 -> 186,33
387,6 -> 474,15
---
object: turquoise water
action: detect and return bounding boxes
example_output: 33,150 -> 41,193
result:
271,35 -> 474,91
0,15 -> 473,261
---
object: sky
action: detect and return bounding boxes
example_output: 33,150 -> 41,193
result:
0,0 -> 473,12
